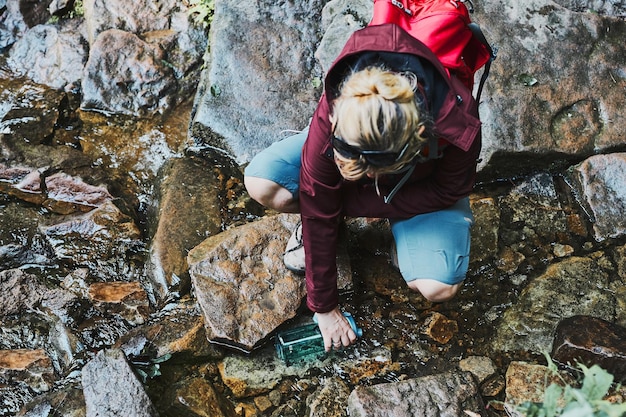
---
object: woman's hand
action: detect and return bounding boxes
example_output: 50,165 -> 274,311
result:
315,307 -> 358,351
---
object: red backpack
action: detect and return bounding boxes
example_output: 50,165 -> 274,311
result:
369,0 -> 496,100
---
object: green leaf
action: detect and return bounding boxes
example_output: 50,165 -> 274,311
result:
596,400 -> 626,417
543,383 -> 563,417
579,364 -> 613,401
560,401 -> 594,417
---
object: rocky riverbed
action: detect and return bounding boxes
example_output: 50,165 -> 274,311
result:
1,0 -> 626,416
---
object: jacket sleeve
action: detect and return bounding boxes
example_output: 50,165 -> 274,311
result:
299,95 -> 344,313
340,128 -> 481,218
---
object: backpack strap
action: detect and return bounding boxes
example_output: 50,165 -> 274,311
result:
467,22 -> 497,102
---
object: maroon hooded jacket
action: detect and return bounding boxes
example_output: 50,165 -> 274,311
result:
300,24 -> 482,313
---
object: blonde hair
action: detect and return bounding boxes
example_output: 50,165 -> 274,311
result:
330,66 -> 428,181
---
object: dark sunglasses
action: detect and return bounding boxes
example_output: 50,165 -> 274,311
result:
331,134 -> 410,167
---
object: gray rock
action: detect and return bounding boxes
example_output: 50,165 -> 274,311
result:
567,153 -> 626,241
347,370 -> 486,417
81,29 -> 176,116
81,348 -> 158,417
6,22 -> 87,90
189,0 -> 325,163
476,0 -> 626,175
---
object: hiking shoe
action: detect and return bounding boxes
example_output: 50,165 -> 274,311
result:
284,223 -> 305,275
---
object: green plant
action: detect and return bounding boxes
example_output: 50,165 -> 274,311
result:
188,0 -> 215,28
517,355 -> 626,417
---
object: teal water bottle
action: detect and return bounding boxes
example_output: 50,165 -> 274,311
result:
275,312 -> 363,365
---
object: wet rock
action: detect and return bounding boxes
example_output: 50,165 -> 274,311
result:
0,0 -> 29,50
0,82 -> 66,144
551,315 -> 626,382
218,348 -> 315,398
0,268 -> 78,322
503,173 -> 567,242
40,200 -> 145,282
6,21 -> 87,90
88,282 -> 150,325
307,376 -> 351,417
422,312 -> 458,345
189,0 -> 324,163
16,383 -> 86,417
491,256 -> 616,354
188,214 -> 306,351
504,361 -> 575,417
115,297 -> 222,360
1,169 -> 114,215
159,376 -> 238,417
76,316 -> 131,351
147,155 -> 226,302
495,246 -> 526,274
81,348 -> 158,417
469,196 -> 500,264
0,349 -> 55,393
347,370 -> 486,417
567,153 -> 626,241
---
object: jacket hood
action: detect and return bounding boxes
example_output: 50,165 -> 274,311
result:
323,24 -> 481,152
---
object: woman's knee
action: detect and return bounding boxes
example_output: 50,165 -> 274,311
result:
407,279 -> 462,303
244,176 -> 298,213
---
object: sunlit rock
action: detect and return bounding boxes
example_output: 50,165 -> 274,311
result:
307,376 -> 351,417
81,348 -> 158,417
476,2 -> 626,175
88,282 -> 150,325
146,155 -> 225,302
491,256 -> 616,354
347,370 -> 485,417
567,153 -> 626,241
6,22 -> 87,91
157,376 -> 238,417
188,214 -> 306,352
189,0 -> 324,163
0,349 -> 55,393
504,361 -> 575,417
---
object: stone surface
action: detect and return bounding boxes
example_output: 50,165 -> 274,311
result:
0,349 -> 54,393
567,153 -> 626,241
189,0 -> 325,163
81,349 -> 158,417
88,282 -> 150,325
551,315 -> 626,382
307,376 -> 352,417
146,154 -> 234,301
347,370 -> 486,417
491,256 -> 617,354
188,214 -> 306,351
504,361 -> 575,417
422,312 -> 458,345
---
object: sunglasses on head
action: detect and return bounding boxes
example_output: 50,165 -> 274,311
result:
331,134 -> 410,167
